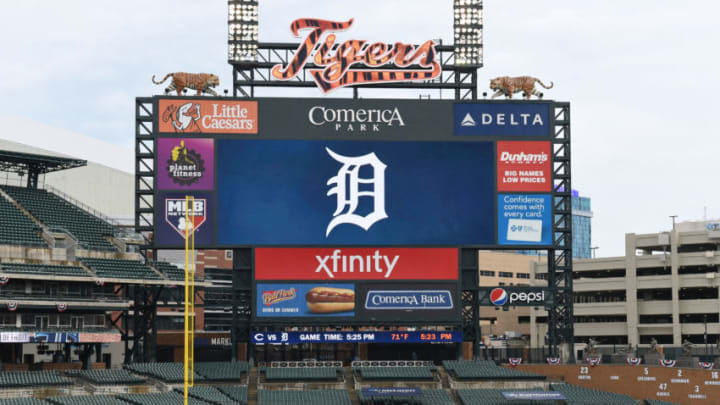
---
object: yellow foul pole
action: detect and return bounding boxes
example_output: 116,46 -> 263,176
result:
183,196 -> 196,404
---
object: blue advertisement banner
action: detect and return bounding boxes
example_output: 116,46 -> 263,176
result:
256,283 -> 355,318
497,194 -> 552,246
251,330 -> 462,344
155,192 -> 216,247
454,103 -> 550,137
502,392 -> 566,401
216,139 -> 494,245
361,388 -> 422,397
364,290 -> 453,310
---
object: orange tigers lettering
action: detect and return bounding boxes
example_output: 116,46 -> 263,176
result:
271,18 -> 441,93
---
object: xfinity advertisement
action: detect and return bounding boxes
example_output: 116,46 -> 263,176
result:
356,283 -> 459,322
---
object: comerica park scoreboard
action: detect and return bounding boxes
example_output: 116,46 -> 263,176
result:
150,96 -> 563,326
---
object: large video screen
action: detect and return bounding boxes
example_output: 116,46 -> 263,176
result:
151,97 -> 556,249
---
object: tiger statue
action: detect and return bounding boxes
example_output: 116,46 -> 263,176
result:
152,72 -> 220,96
490,76 -> 553,99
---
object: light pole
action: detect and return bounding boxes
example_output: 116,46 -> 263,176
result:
669,215 -> 678,231
704,314 -> 709,355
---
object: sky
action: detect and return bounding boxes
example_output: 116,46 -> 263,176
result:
1,1 -> 719,257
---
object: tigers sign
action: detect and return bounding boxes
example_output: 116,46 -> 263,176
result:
157,99 -> 257,134
271,18 -> 441,93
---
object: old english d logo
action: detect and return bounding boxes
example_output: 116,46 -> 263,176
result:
165,198 -> 207,238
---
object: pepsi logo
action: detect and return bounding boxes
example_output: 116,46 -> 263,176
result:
490,288 -> 508,306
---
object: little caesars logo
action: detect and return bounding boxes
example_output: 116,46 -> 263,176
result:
309,106 -> 405,132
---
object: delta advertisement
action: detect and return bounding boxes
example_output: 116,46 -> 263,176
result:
454,102 -> 551,137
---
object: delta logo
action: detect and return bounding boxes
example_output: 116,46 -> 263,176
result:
158,99 -> 258,134
490,288 -> 508,306
263,288 -> 297,306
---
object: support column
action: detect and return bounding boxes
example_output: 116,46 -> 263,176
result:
671,230 -> 681,345
625,233 -> 639,347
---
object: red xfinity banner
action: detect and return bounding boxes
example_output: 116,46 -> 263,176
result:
497,141 -> 551,192
255,248 -> 458,280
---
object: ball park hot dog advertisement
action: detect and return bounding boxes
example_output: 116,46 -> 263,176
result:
253,248 -> 461,323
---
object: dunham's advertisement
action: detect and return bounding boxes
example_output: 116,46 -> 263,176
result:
157,99 -> 258,134
497,194 -> 551,246
256,283 -> 355,318
496,141 -> 551,192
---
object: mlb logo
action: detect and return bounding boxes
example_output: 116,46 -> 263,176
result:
165,198 -> 207,238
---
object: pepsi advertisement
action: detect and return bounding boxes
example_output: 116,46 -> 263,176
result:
356,283 -> 459,322
216,139 -> 494,246
454,102 -> 551,137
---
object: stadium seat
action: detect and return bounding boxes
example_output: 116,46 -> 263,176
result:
65,369 -> 147,385
1,185 -> 117,251
194,362 -> 248,381
122,362 -> 204,383
119,391 -> 212,405
0,195 -> 46,247
174,386 -> 243,405
81,258 -> 161,281
0,262 -> 91,278
456,389 -> 557,405
215,385 -> 248,404
46,395 -> 128,405
257,389 -> 350,405
551,383 -> 636,405
442,360 -> 545,380
263,366 -> 340,381
0,399 -> 51,405
353,366 -> 434,381
0,370 -> 72,388
147,261 -> 188,281
357,388 -> 454,405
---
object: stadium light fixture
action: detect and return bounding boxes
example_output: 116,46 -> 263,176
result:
228,0 -> 259,64
453,0 -> 483,67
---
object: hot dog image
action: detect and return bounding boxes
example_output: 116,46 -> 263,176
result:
305,287 -> 355,313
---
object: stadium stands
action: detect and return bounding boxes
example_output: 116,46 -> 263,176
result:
551,383 -> 636,405
194,362 -> 248,381
123,362 -> 204,383
118,392 -> 212,405
0,399 -> 50,405
215,385 -> 248,404
1,186 -> 116,251
47,395 -> 129,405
443,360 -> 546,380
262,366 -> 340,381
81,258 -> 161,281
0,196 -> 46,247
148,261 -> 186,281
645,400 -> 682,405
65,369 -> 147,385
0,371 -> 72,388
353,366 -> 435,381
456,389 -> 557,405
257,389 -> 350,405
358,388 -> 454,405
0,262 -> 90,278
176,386 -> 243,405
